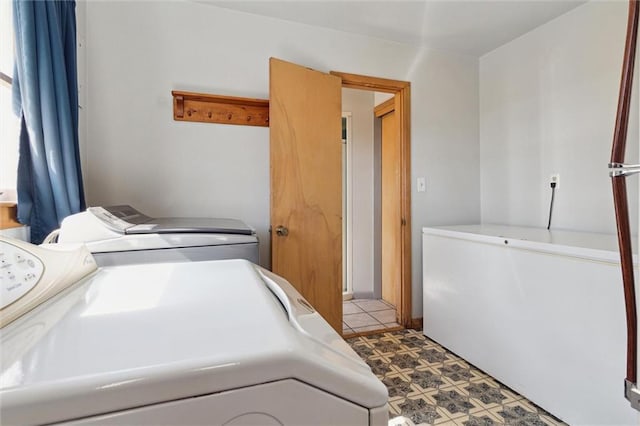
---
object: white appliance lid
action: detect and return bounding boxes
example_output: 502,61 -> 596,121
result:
94,205 -> 255,235
423,224 -> 636,263
0,260 -> 386,424
84,233 -> 257,253
126,217 -> 255,235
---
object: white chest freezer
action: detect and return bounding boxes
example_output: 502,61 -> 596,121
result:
0,238 -> 388,425
56,205 -> 259,266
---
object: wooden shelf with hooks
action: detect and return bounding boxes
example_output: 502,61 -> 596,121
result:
0,202 -> 20,230
172,91 -> 269,127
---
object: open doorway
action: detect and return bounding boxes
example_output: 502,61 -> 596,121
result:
335,73 -> 411,337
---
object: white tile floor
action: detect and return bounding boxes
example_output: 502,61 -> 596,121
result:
343,298 -> 401,335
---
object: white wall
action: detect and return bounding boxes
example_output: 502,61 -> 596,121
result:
342,88 -> 375,298
480,1 -> 638,234
75,0 -> 88,194
81,0 -> 481,318
409,48 -> 481,315
374,92 -> 394,107
0,0 -> 20,197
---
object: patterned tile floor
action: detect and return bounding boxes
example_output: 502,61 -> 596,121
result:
343,298 -> 401,335
347,329 -> 566,426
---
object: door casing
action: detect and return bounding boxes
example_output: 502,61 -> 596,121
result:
331,71 -> 412,328
378,104 -> 401,319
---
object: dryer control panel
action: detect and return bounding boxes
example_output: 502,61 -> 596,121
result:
1,243 -> 45,310
0,237 -> 97,328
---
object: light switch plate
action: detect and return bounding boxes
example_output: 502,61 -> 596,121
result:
417,177 -> 426,192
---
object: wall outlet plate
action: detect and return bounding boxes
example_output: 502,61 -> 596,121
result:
550,174 -> 560,186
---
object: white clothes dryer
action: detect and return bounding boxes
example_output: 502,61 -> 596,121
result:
0,237 -> 388,425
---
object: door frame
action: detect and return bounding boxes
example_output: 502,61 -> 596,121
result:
342,112 -> 354,299
330,71 -> 412,328
375,97 -> 401,321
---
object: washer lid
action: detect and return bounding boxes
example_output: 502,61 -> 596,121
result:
126,217 -> 255,235
0,260 -> 387,425
85,233 -> 257,253
98,205 -> 255,235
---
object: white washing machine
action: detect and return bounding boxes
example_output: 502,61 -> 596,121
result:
55,205 -> 259,266
0,237 -> 388,425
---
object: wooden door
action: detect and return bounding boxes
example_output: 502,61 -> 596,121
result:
381,109 -> 402,313
269,58 -> 343,333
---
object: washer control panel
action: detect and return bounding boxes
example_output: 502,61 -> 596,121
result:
88,207 -> 132,233
1,243 -> 45,309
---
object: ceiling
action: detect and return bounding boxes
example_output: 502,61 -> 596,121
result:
203,0 -> 587,56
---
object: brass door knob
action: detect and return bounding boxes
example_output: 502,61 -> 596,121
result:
275,226 -> 289,236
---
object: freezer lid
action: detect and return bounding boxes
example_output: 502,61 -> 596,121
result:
0,260 -> 386,425
423,224 -> 637,264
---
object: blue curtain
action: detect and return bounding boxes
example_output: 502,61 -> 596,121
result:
12,0 -> 85,243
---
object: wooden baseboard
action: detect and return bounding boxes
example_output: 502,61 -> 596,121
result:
410,317 -> 423,330
343,325 -> 404,339
343,318 -> 423,339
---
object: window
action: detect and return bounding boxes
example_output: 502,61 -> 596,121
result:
1,0 -> 20,202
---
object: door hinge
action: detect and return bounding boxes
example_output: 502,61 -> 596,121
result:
401,218 -> 406,226
626,380 -> 640,411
